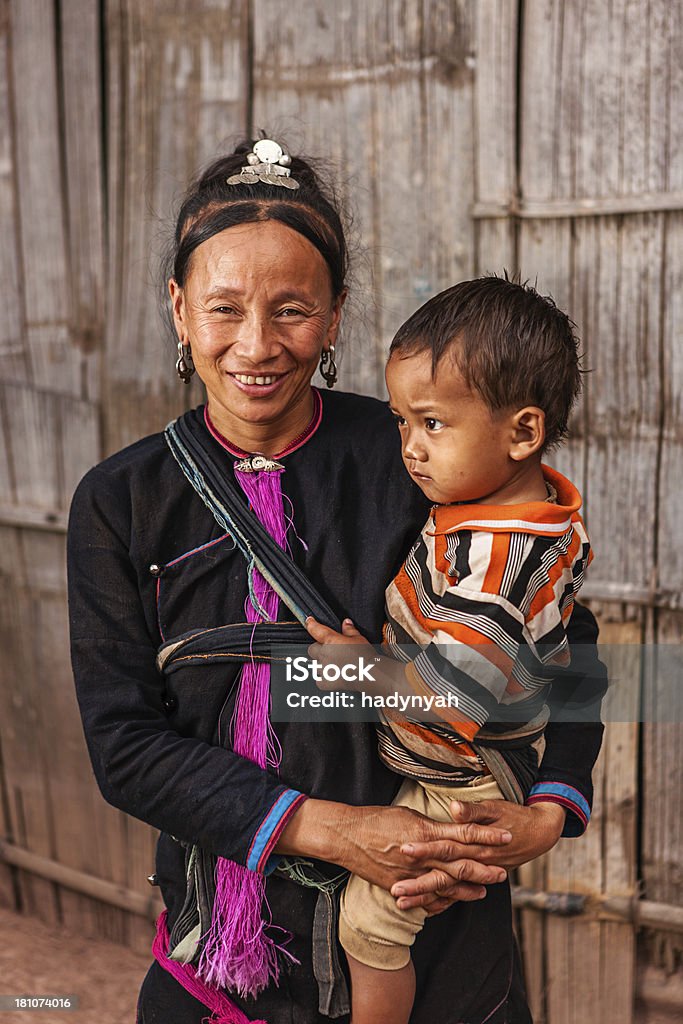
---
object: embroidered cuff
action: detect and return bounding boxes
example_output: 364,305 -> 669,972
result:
526,782 -> 590,837
246,789 -> 308,874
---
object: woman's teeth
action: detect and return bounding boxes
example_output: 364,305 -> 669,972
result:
234,374 -> 280,385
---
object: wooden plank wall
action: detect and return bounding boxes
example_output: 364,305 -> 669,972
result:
251,0 -> 477,396
0,1 -> 681,1018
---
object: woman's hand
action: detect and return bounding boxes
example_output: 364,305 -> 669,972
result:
276,797 -> 512,904
389,798 -> 566,910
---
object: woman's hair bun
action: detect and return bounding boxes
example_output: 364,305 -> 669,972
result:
169,137 -> 348,297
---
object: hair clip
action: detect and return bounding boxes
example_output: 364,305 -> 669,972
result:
226,140 -> 300,190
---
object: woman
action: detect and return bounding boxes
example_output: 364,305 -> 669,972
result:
67,140 -> 606,1024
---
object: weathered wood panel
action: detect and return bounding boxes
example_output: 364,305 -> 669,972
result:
252,0 -> 476,399
0,383 -> 104,934
472,0 -> 517,274
642,212 -> 683,973
9,0 -> 77,396
0,2 -> 27,386
103,0 -> 250,456
59,0 -> 106,404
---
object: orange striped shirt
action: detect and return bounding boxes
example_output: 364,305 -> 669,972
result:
378,466 -> 593,783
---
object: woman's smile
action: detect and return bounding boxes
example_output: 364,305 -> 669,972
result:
227,370 -> 290,395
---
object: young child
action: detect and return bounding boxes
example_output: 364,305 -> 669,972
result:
306,275 -> 592,1024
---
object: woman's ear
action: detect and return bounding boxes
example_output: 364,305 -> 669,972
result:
168,278 -> 186,339
326,288 -> 348,348
509,406 -> 546,461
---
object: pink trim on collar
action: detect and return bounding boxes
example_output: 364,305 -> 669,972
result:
203,388 -> 323,459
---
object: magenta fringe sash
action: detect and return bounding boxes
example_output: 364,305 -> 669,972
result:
153,910 -> 267,1024
196,463 -> 292,996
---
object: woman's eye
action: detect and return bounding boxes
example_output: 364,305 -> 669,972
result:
214,305 -> 237,315
279,307 -> 304,317
425,418 -> 444,431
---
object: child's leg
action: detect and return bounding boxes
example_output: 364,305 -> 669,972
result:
345,954 -> 414,1024
339,776 -> 506,1024
338,780 -> 434,1024
339,865 -> 422,1024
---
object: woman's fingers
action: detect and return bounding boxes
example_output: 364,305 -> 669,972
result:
391,860 -> 506,901
447,799 -> 505,826
448,799 -> 567,868
402,819 -> 512,853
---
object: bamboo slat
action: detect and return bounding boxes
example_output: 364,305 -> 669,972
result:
58,0 -> 106,404
0,4 -> 681,1018
642,213 -> 683,973
8,0 -> 76,396
0,383 -> 100,933
0,10 -> 27,385
510,2 -> 681,1017
472,0 -> 517,275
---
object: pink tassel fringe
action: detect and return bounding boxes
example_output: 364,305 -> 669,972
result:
153,911 -> 267,1024
197,467 -> 293,997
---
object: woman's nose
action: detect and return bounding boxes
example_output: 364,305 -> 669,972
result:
233,316 -> 281,364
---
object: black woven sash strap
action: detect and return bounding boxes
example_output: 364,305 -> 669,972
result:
164,413 -> 341,631
156,621 -> 310,675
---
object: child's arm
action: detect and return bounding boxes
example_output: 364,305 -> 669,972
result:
305,616 -> 418,703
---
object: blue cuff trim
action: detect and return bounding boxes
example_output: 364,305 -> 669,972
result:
528,778 -> 589,819
246,789 -> 303,873
527,783 -> 591,835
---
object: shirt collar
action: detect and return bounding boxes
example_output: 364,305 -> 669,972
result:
429,465 -> 583,538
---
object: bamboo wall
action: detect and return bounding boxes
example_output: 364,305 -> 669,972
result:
0,1 -> 681,1019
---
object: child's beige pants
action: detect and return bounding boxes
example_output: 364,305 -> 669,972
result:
338,776 -> 504,969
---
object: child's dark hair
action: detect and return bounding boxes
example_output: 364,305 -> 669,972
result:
389,275 -> 583,451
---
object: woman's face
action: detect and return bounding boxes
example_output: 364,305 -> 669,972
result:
170,219 -> 344,448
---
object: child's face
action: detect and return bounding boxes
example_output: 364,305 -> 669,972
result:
385,349 -> 520,505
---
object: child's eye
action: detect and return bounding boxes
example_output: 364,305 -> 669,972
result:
425,418 -> 445,431
392,414 -> 407,427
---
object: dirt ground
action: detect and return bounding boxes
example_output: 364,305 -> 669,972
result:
0,909 -> 149,1024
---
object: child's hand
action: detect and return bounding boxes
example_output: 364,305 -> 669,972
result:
305,617 -> 375,692
305,616 -> 371,647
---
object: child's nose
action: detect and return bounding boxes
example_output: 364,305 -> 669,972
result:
403,434 -> 427,462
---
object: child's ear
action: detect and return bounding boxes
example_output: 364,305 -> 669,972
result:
509,407 -> 545,461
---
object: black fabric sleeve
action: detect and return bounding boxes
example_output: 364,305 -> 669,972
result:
528,601 -> 608,837
67,467 -> 305,871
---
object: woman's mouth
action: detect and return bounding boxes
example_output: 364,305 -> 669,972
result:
228,371 -> 289,395
233,373 -> 281,385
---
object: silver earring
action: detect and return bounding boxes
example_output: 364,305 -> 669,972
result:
319,345 -> 337,389
176,341 -> 195,383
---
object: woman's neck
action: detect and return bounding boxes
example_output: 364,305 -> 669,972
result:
205,389 -> 321,458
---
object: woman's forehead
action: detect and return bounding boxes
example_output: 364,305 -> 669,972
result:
183,219 -> 333,293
